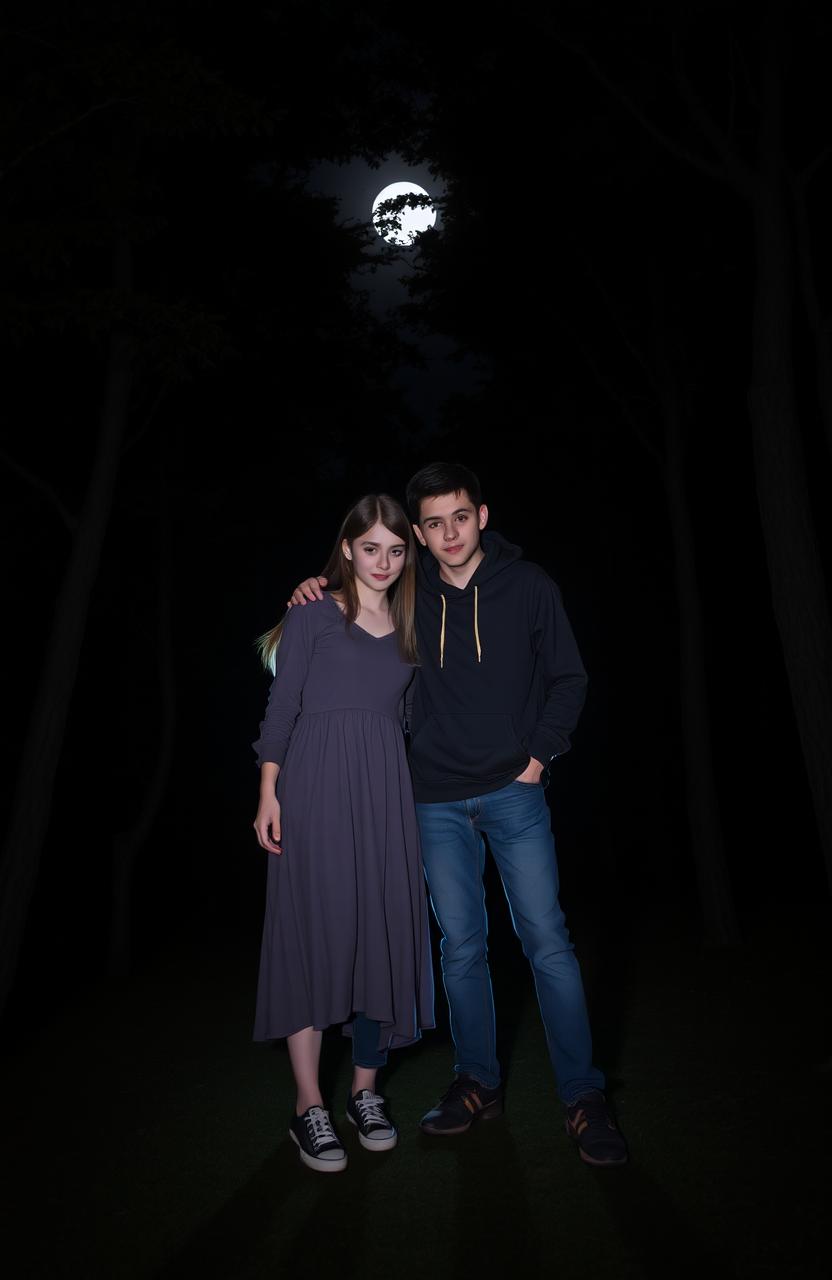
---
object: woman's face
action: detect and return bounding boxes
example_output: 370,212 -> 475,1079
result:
343,521 -> 408,595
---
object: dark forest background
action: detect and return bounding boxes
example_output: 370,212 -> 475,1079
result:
1,0 -> 831,1042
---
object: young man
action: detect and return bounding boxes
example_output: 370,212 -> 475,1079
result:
289,462 -> 627,1166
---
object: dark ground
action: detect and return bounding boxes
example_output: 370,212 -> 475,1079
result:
2,861 -> 830,1280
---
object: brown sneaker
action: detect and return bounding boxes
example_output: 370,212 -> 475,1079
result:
565,1090 -> 628,1166
420,1075 -> 504,1135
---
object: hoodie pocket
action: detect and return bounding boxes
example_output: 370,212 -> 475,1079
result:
410,713 -> 528,786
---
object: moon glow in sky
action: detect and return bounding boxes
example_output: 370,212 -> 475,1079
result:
372,181 -> 437,246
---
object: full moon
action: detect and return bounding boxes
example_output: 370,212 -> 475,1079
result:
372,181 -> 437,246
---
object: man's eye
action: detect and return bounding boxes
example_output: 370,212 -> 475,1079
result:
456,515 -> 468,523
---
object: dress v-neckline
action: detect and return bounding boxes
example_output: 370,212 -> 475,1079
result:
325,592 -> 396,640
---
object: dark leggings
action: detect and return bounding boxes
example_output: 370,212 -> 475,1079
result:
352,1013 -> 388,1069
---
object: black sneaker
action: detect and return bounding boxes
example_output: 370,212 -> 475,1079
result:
346,1089 -> 398,1151
289,1106 -> 348,1172
420,1075 -> 503,1135
565,1090 -> 628,1166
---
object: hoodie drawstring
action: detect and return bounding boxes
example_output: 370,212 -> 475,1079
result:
439,587 -> 482,668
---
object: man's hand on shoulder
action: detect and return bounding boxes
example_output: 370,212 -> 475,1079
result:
287,576 -> 328,609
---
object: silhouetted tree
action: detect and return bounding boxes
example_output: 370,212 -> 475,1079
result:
556,0 -> 832,893
577,257 -> 740,944
0,6 -> 264,1013
0,0 -> 415,1014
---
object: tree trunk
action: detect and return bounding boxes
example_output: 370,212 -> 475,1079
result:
0,235 -> 133,1017
109,443 -> 176,978
648,267 -> 740,946
560,0 -> 832,894
663,393 -> 740,945
579,310 -> 739,942
791,175 -> 832,471
746,9 -> 832,893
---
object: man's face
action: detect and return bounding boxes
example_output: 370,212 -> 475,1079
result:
413,490 -> 488,572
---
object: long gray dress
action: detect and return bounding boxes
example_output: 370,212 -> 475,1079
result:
252,593 -> 434,1050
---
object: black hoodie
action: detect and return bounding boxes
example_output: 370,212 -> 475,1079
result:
407,531 -> 588,803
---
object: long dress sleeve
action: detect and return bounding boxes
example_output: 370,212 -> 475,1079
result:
252,604 -> 315,768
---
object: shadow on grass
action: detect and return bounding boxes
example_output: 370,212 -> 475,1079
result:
153,1112 -> 538,1280
151,1110 -> 722,1280
152,1144 -> 295,1280
152,1135 -> 380,1278
589,1161 -> 726,1279
415,1122 -> 539,1274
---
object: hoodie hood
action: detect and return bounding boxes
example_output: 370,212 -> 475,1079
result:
416,530 -> 523,596
416,531 -> 524,669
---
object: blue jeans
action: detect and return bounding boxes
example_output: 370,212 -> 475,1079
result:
416,780 -> 604,1104
351,1013 -> 386,1069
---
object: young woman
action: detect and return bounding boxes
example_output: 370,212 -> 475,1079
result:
252,493 -> 434,1174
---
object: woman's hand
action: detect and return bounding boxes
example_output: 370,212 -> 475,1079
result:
254,793 -> 283,854
287,575 -> 328,608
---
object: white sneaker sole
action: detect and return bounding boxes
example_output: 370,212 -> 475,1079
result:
347,1112 -> 398,1151
289,1128 -> 348,1172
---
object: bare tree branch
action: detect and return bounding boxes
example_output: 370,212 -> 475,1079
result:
122,380 -> 170,457
671,33 -> 755,197
0,99 -> 134,181
583,262 -> 662,399
553,31 -> 729,187
727,32 -> 737,152
795,145 -> 832,188
0,446 -> 77,531
574,338 -> 663,467
732,34 -> 761,111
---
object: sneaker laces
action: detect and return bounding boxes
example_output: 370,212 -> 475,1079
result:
569,1092 -> 617,1135
439,1077 -> 488,1109
305,1107 -> 338,1150
354,1091 -> 388,1126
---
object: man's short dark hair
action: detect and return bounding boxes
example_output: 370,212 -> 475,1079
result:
405,462 -> 483,523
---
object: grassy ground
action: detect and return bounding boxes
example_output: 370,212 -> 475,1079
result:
1,898 -> 830,1279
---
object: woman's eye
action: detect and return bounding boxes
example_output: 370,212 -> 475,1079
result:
391,548 -> 404,557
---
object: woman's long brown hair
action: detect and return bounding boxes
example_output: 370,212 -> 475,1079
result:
257,493 -> 419,672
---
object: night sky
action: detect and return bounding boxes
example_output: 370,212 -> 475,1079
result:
1,1 -> 831,1272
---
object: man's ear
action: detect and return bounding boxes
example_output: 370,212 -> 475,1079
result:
412,522 -> 427,547
478,504 -> 489,531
